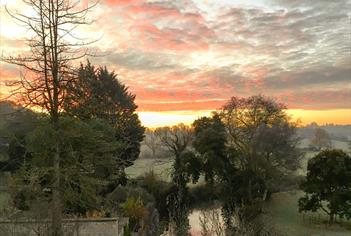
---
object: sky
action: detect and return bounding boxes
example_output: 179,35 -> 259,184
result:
0,0 -> 350,127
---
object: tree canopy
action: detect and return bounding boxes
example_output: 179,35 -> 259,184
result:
192,95 -> 302,233
299,149 -> 351,222
11,117 -> 120,215
0,101 -> 39,173
220,95 -> 301,198
192,113 -> 227,183
65,62 -> 144,167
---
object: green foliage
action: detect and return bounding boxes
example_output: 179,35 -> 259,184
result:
64,62 -> 145,167
137,171 -> 172,222
11,116 -> 120,215
167,184 -> 191,236
192,95 -> 301,232
121,196 -> 148,232
0,101 -> 39,172
298,149 -> 351,222
193,113 -> 227,183
123,225 -> 132,236
105,184 -> 154,216
188,184 -> 221,208
154,124 -> 196,235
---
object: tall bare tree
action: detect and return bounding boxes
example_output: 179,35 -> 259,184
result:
2,1 -> 98,235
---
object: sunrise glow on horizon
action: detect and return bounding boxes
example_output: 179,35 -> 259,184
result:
137,109 -> 351,128
1,0 -> 350,126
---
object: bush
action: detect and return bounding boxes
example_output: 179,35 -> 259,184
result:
104,184 -> 154,217
121,196 -> 148,232
189,184 -> 221,209
136,171 -> 172,221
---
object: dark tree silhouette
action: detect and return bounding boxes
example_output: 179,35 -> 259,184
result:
299,149 -> 351,223
0,101 -> 38,173
155,124 -> 199,236
220,95 -> 301,202
2,1 -> 98,234
193,113 -> 227,183
64,62 -> 144,171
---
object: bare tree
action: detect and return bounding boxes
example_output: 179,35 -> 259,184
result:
221,95 -> 301,202
2,1 -> 98,235
310,128 -> 332,151
155,124 -> 193,159
143,128 -> 159,158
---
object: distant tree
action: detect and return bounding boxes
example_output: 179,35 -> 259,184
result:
307,122 -> 319,129
143,129 -> 159,158
155,124 -> 200,236
64,62 -> 144,185
310,128 -> 332,151
220,95 -> 301,202
298,149 -> 351,223
155,124 -> 192,159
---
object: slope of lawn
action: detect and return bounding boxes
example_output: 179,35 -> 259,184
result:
126,157 -> 174,181
262,191 -> 351,236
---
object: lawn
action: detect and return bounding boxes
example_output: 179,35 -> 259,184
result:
125,157 -> 174,181
262,191 -> 351,236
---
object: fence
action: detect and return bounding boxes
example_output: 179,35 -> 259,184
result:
0,217 -> 129,236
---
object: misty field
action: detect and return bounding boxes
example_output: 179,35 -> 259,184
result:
126,141 -> 351,236
262,191 -> 351,236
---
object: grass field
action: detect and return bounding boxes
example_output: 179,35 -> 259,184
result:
125,157 -> 174,181
262,191 -> 351,236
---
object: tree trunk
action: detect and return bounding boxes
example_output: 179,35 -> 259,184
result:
52,141 -> 62,236
329,213 -> 334,224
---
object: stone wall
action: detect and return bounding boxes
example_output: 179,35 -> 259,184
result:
0,217 -> 129,236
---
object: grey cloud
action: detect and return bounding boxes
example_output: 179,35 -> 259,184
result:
94,49 -> 182,71
263,66 -> 351,90
212,1 -> 350,70
202,66 -> 251,92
